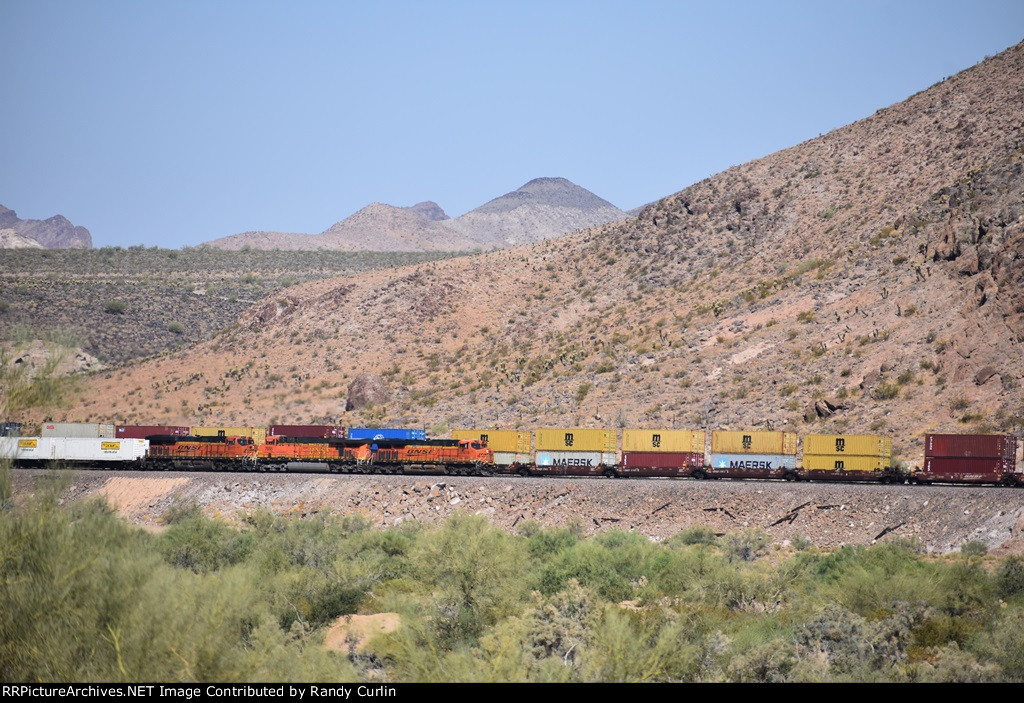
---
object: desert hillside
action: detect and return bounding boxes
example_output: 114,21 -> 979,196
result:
205,178 -> 627,251
54,42 -> 1024,465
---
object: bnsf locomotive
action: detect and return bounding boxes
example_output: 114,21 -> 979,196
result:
0,422 -> 1020,487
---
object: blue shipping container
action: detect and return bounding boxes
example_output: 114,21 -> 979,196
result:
347,427 -> 427,441
0,422 -> 22,437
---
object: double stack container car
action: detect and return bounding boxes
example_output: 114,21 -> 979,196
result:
619,429 -> 706,477
802,433 -> 899,482
452,429 -> 530,466
707,430 -> 798,479
915,434 -> 1020,485
532,428 -> 617,476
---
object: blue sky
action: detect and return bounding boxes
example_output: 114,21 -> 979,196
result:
3,1 -> 1023,248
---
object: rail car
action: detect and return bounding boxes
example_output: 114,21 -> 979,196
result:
2,424 -> 1020,486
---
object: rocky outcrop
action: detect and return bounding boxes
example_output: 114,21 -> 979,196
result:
0,205 -> 92,249
346,373 -> 389,411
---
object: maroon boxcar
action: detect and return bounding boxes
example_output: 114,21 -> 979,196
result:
268,425 -> 345,439
618,452 -> 704,477
925,434 -> 1017,461
116,425 -> 190,439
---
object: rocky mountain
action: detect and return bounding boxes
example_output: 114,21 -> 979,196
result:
444,177 -> 627,248
62,42 -> 1024,465
0,205 -> 92,249
204,179 -> 627,251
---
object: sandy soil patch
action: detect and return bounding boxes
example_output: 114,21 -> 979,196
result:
95,477 -> 190,518
325,613 -> 401,653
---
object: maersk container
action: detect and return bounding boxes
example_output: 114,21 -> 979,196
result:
925,434 -> 1017,461
268,425 -> 345,439
619,451 -> 704,477
622,429 -> 705,454
532,450 -> 616,476
0,437 -> 148,463
117,425 -> 190,439
535,428 -> 616,453
804,434 -> 892,458
711,431 -> 797,455
919,457 -> 1018,484
452,429 -> 530,454
41,422 -> 114,439
347,428 -> 426,441
708,453 -> 797,473
192,426 -> 268,445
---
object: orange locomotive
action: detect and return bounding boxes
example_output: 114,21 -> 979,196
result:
147,435 -> 258,470
367,438 -> 494,475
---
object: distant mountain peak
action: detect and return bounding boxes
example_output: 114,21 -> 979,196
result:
403,201 -> 449,221
0,204 -> 92,249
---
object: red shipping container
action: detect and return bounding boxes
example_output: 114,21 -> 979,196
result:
618,452 -> 704,477
921,456 -> 1018,484
925,434 -> 1017,460
116,425 -> 190,439
268,425 -> 345,439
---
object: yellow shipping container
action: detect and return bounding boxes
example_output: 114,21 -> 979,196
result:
535,428 -> 616,453
452,429 -> 530,454
622,429 -> 705,453
802,454 -> 889,473
192,426 -> 268,445
712,430 -> 798,455
803,434 -> 891,458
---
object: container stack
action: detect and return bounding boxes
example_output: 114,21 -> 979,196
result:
802,433 -> 892,479
921,434 -> 1019,484
534,428 -> 616,474
709,430 -> 798,477
619,429 -> 706,477
452,429 -> 530,466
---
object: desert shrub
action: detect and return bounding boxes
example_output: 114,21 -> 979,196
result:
996,556 -> 1024,600
104,299 -> 127,314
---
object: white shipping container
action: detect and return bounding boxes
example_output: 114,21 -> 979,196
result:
709,453 -> 798,471
534,451 -> 617,468
0,437 -> 148,463
493,451 -> 531,466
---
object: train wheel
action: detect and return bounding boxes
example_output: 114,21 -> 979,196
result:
783,472 -> 798,482
517,467 -> 530,478
692,470 -> 707,480
603,468 -> 617,479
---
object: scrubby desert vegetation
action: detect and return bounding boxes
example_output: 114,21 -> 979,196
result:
3,486 -> 1024,683
0,247 -> 466,365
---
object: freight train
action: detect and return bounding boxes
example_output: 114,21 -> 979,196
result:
1,422 -> 1021,487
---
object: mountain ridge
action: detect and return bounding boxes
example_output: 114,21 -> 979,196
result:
204,177 -> 628,251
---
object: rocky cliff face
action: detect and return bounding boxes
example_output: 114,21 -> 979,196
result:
0,206 -> 92,249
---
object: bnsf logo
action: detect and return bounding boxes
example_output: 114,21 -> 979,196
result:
836,438 -> 846,452
742,435 -> 752,450
564,433 -> 574,448
652,433 -> 661,448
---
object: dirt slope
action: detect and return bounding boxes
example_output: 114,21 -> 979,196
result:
58,42 -> 1024,465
